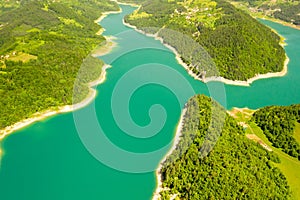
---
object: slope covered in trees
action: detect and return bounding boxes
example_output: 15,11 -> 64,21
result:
159,95 -> 291,199
252,105 -> 300,161
0,1 -> 19,14
0,0 -> 119,129
121,0 -> 286,81
230,0 -> 300,25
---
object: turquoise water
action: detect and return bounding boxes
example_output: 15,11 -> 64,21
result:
0,4 -> 299,200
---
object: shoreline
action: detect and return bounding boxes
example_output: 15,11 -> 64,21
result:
230,1 -> 300,31
120,4 -> 294,199
94,9 -> 122,24
92,36 -> 118,57
94,7 -> 123,36
0,10 -> 117,141
121,6 -> 292,199
122,9 -> 290,87
203,55 -> 289,86
0,64 -> 111,141
208,25 -> 290,86
153,108 -> 187,200
111,0 -> 140,7
258,16 -> 300,31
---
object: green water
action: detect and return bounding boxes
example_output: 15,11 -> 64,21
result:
0,4 -> 299,200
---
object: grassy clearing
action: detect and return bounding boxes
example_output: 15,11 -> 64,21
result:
7,52 -> 37,62
274,153 -> 300,200
228,107 -> 255,119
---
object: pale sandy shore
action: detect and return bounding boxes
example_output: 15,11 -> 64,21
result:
152,108 -> 186,200
94,6 -> 122,36
92,36 -> 118,57
111,0 -> 139,7
122,8 -> 293,199
95,9 -> 122,24
97,0 -> 139,36
204,55 -> 289,87
0,10 -> 116,141
123,13 -> 290,87
120,4 -> 297,199
203,32 -> 289,86
259,16 -> 300,31
0,64 -> 111,141
0,95 -> 94,141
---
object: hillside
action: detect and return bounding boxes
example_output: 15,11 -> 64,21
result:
229,0 -> 300,26
158,95 -> 291,199
0,0 -> 119,129
252,104 -> 300,161
0,0 -> 20,15
120,0 -> 286,81
229,107 -> 300,199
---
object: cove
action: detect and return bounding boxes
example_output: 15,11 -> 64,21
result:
0,4 -> 299,200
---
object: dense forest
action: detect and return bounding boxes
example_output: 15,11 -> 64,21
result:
121,0 -> 286,81
252,105 -> 300,161
273,3 -> 300,25
230,0 -> 300,25
0,0 -> 20,14
159,95 -> 291,199
0,0 -> 119,129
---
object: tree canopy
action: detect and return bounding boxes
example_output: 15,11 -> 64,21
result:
252,105 -> 300,160
159,95 -> 291,199
231,0 -> 300,25
121,0 -> 286,81
0,0 -> 119,129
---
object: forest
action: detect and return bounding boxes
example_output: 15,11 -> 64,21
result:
0,0 -> 119,129
273,3 -> 300,25
159,95 -> 291,199
121,0 -> 286,81
252,105 -> 300,161
0,0 -> 20,14
231,0 -> 300,25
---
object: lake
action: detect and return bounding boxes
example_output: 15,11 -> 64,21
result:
0,4 -> 299,200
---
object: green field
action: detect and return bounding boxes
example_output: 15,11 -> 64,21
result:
7,52 -> 37,63
253,123 -> 300,200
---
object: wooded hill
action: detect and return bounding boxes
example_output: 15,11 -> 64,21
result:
120,0 -> 286,81
159,95 -> 291,199
0,0 -> 20,14
0,0 -> 119,129
252,104 -> 300,161
230,0 -> 300,25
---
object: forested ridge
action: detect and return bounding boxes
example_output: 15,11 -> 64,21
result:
230,0 -> 300,25
120,0 -> 286,81
159,95 -> 291,199
0,0 -> 20,14
252,104 -> 300,161
0,0 -> 119,129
